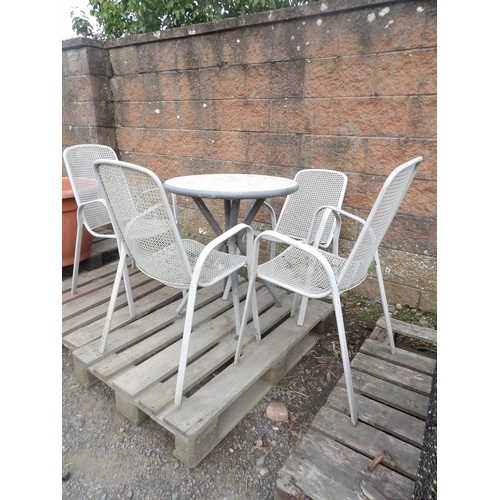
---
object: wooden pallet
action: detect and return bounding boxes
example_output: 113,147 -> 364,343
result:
275,320 -> 437,500
63,259 -> 333,467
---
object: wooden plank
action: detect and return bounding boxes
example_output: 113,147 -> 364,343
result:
351,352 -> 433,396
62,258 -> 127,294
106,290 -> 252,394
275,455 -> 363,500
326,386 -> 425,448
62,264 -> 140,305
340,370 -> 429,419
62,270 -> 154,320
286,430 -> 415,499
377,317 -> 437,345
360,339 -> 436,376
72,281 -> 247,367
162,299 -> 331,438
311,406 -> 421,480
62,284 -> 182,350
62,279 -> 167,337
137,289 -> 291,415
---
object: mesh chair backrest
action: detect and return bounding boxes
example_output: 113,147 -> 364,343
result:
338,157 -> 422,291
63,144 -> 117,230
275,169 -> 348,245
94,160 -> 193,286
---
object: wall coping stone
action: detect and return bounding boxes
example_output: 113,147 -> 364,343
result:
62,0 -> 401,50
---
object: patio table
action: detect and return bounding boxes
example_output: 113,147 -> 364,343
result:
163,173 -> 299,316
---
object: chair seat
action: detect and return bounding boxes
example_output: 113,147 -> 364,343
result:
257,246 -> 352,297
135,238 -> 247,289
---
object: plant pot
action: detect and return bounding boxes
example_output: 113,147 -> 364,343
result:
62,177 -> 94,267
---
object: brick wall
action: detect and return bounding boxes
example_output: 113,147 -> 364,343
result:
62,0 -> 437,311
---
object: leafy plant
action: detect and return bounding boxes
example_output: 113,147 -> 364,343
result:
71,0 -> 316,40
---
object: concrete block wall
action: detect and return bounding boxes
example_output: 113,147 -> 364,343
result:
62,0 -> 437,311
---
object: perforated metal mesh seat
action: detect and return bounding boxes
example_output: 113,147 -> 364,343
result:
235,157 -> 423,426
63,145 -> 135,317
94,159 -> 253,406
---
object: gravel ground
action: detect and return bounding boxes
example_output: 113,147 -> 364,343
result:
61,295 -> 378,500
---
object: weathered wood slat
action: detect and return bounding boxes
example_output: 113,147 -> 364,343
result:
62,270 -> 153,320
137,290 -> 292,415
360,338 -> 436,376
351,352 -> 433,395
289,430 -> 415,499
326,386 -> 425,448
62,284 -> 182,350
162,299 -> 331,438
62,257 -> 128,294
378,317 -> 437,345
339,370 -> 429,419
72,281 -> 248,368
62,262 -> 138,305
275,456 -> 363,500
62,279 -> 167,337
312,406 -> 421,480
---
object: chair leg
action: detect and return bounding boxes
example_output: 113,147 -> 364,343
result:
99,251 -> 128,354
176,291 -> 189,316
234,272 -> 259,364
71,217 -> 84,294
332,291 -> 358,426
297,295 -> 309,326
374,253 -> 396,355
174,285 -> 198,405
222,276 -> 232,300
121,262 -> 136,318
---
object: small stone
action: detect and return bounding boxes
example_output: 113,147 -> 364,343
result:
126,491 -> 133,498
256,455 -> 265,467
396,303 -> 403,310
265,402 -> 288,422
259,467 -> 269,476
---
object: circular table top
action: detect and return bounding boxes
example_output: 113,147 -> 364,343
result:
163,174 -> 298,199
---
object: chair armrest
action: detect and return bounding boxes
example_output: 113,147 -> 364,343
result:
77,198 -> 117,238
307,205 -> 366,254
245,200 -> 277,229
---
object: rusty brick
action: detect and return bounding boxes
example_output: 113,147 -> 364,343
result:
140,73 -> 161,101
109,45 -> 139,75
338,3 -> 426,56
215,100 -> 270,132
304,55 -> 377,97
300,135 -> 366,171
87,46 -> 112,76
176,34 -> 222,70
139,129 -> 165,155
115,102 -> 143,128
383,214 -> 434,254
148,155 -> 183,181
375,49 -> 437,96
199,66 -> 246,100
164,130 -> 205,158
331,96 -> 409,137
365,138 -> 437,180
221,24 -> 274,65
93,102 -> 115,127
71,102 -> 90,126
159,70 -> 200,101
246,133 -> 301,167
203,131 -> 247,162
356,276 -> 422,309
422,1 -> 437,48
143,101 -> 178,129
176,101 -> 218,130
64,75 -> 94,102
62,103 -> 72,126
400,178 -> 436,219
110,74 -> 142,102
407,95 -> 436,138
271,98 -> 331,134
138,41 -> 176,73
246,61 -> 304,99
116,126 -> 145,152
273,15 -> 340,61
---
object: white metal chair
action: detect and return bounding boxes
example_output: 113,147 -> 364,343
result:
93,159 -> 255,406
224,169 -> 348,301
62,145 -> 135,317
235,157 -> 423,426
256,169 -> 348,257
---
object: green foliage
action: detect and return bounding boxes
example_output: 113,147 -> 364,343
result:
71,0 -> 314,40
